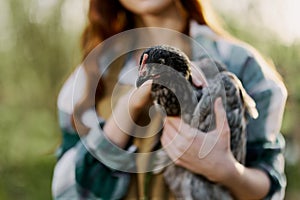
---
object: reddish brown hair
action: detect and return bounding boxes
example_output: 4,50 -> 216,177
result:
81,0 -> 214,58
74,0 -> 221,134
72,0 -> 283,135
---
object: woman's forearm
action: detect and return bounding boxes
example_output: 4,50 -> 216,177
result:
103,95 -> 138,148
103,82 -> 152,148
221,161 -> 271,200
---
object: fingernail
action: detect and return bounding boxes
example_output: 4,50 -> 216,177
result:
167,117 -> 174,122
141,79 -> 153,86
193,78 -> 203,87
216,97 -> 222,105
167,117 -> 177,124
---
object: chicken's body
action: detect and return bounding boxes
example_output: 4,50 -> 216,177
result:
136,45 -> 258,200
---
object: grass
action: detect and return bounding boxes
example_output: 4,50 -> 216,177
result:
0,157 -> 55,200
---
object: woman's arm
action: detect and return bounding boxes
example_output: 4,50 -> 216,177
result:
220,162 -> 271,200
103,80 -> 152,148
53,108 -> 131,199
191,35 -> 287,198
53,66 -> 153,199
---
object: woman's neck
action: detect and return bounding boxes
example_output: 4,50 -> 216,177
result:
130,2 -> 191,61
134,2 -> 187,33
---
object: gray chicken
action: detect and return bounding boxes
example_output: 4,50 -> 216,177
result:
136,45 -> 258,200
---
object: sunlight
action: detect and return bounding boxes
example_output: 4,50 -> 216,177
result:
29,0 -> 58,24
212,0 -> 300,44
0,0 -> 14,51
60,0 -> 88,32
258,0 -> 300,44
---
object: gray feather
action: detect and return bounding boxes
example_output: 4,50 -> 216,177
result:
136,46 -> 258,200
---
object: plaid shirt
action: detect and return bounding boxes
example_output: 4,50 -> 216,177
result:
52,21 -> 287,199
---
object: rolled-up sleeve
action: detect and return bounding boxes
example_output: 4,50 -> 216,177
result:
227,45 -> 288,199
52,66 -> 133,199
52,113 -> 132,200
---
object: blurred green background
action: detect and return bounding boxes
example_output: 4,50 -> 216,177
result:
0,0 -> 299,199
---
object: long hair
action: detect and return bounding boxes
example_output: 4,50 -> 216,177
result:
81,0 -> 216,58
73,0 -> 220,135
72,0 -> 282,135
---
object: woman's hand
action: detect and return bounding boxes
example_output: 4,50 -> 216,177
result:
161,98 -> 271,199
161,98 -> 235,182
128,80 -> 153,112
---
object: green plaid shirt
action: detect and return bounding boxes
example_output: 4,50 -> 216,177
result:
52,21 -> 287,200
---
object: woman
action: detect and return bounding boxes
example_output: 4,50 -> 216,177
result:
52,0 -> 287,199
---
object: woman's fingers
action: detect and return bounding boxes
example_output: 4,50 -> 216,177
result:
161,121 -> 185,163
159,98 -> 234,179
129,80 -> 153,109
161,120 -> 178,146
198,98 -> 230,158
166,117 -> 203,141
161,119 -> 190,153
161,117 -> 205,164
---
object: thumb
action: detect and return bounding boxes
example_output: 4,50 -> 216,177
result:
198,98 -> 230,159
214,97 -> 230,136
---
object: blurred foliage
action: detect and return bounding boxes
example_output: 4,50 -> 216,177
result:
0,0 -> 299,199
0,0 -> 82,199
